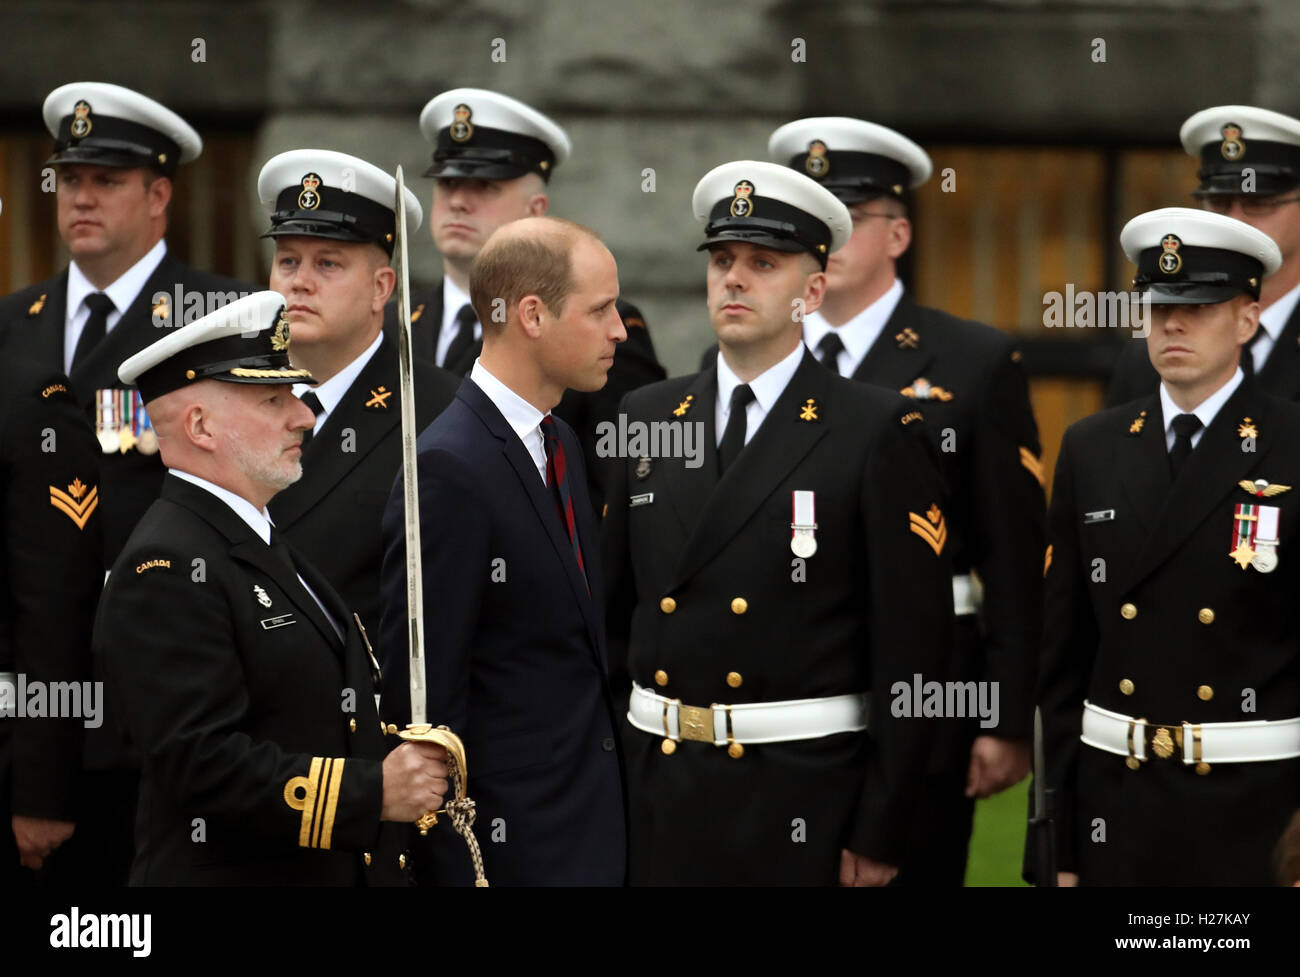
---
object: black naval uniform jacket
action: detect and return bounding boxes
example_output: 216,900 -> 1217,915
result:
1106,299 -> 1300,406
1037,379 -> 1300,885
0,364 -> 102,857
377,378 -> 626,886
387,285 -> 667,511
0,254 -> 254,565
602,349 -> 955,884
270,332 -> 458,632
95,475 -> 405,886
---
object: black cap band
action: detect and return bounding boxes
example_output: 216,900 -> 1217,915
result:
49,113 -> 181,175
1195,139 -> 1300,196
425,124 -> 555,181
788,150 -> 911,203
265,184 -> 396,254
698,194 -> 833,266
1134,242 -> 1265,303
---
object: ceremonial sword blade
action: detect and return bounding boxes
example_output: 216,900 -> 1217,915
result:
1033,705 -> 1047,817
393,165 -> 427,726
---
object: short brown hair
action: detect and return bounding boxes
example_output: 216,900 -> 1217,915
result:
469,216 -> 602,330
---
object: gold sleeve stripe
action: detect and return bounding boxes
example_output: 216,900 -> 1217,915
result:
1019,447 -> 1044,486
318,758 -> 345,850
1044,544 -> 1053,577
309,758 -> 333,848
284,756 -> 324,848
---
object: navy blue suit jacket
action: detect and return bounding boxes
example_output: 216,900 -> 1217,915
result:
378,376 -> 626,885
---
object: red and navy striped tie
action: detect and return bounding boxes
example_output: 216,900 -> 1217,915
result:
540,415 -> 587,586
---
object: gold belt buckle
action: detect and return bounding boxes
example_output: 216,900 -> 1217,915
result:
677,704 -> 715,743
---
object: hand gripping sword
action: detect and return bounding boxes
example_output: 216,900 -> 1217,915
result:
391,165 -> 488,886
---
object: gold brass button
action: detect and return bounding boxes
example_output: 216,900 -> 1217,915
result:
1125,756 -> 1140,770
661,739 -> 677,755
1197,685 -> 1214,701
1120,602 -> 1137,620
1119,678 -> 1134,696
386,724 -> 398,735
349,718 -> 357,732
1196,762 -> 1211,775
727,742 -> 744,759
1198,608 -> 1215,625
726,671 -> 743,688
731,597 -> 748,615
660,597 -> 677,614
364,852 -> 372,866
654,669 -> 669,687
399,854 -> 407,870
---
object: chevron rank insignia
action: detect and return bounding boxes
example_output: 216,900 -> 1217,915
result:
909,504 -> 947,556
1239,478 -> 1292,498
49,478 -> 98,530
365,386 -> 392,409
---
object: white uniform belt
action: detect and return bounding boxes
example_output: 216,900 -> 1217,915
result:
628,682 -> 868,747
1081,700 -> 1300,765
952,573 -> 981,616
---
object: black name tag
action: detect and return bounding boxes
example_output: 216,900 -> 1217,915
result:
260,614 -> 297,630
629,493 -> 654,507
1083,509 -> 1115,524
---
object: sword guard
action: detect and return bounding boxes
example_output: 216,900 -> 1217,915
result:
398,723 -> 471,832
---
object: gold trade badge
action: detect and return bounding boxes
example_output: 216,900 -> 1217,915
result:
152,294 -> 169,320
799,398 -> 819,422
909,504 -> 947,556
450,103 -> 474,143
297,172 -> 322,211
730,180 -> 755,218
1238,417 -> 1258,439
70,100 -> 92,138
271,310 -> 292,352
365,386 -> 392,409
49,478 -> 98,530
895,327 -> 920,349
1220,122 -> 1245,161
1158,234 -> 1183,276
1129,409 -> 1147,435
804,140 -> 829,179
901,377 -> 954,402
672,393 -> 694,417
28,294 -> 46,317
1239,478 -> 1292,498
410,303 -> 425,323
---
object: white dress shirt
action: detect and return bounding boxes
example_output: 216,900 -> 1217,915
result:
469,359 -> 548,483
436,277 -> 479,368
715,342 -> 805,448
292,331 -> 384,434
64,238 -> 168,373
1252,279 -> 1300,374
169,469 -> 342,639
1159,368 -> 1243,452
802,278 -> 904,376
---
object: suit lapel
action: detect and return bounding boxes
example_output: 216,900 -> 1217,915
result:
70,253 -> 183,395
1124,383 -> 1276,591
18,271 -> 70,377
1257,299 -> 1300,400
269,337 -> 399,527
660,370 -> 720,536
1113,394 -> 1169,540
459,381 -> 604,658
851,294 -> 937,389
161,475 -> 344,652
671,350 -> 829,587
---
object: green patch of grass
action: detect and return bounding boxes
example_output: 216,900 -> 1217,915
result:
965,779 -> 1029,886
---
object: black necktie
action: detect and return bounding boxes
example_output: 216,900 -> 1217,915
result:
298,391 -> 324,449
1242,328 -> 1263,379
72,292 -> 116,370
816,332 -> 845,375
718,384 -> 756,473
1169,412 -> 1203,477
443,303 -> 478,370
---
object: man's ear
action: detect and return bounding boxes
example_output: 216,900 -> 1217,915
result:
529,192 -> 549,217
887,215 -> 912,261
184,403 -> 217,453
801,269 -> 828,318
147,174 -> 173,219
1237,297 -> 1262,345
518,295 -> 546,338
373,264 -> 397,310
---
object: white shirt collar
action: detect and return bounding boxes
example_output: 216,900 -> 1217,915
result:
1259,278 -> 1300,342
469,358 -> 548,481
293,331 -> 384,430
66,238 -> 168,326
802,278 -> 904,373
1159,367 -> 1244,446
717,341 -> 805,418
169,468 -> 273,544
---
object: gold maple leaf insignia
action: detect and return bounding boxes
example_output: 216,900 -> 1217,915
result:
67,478 -> 87,500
